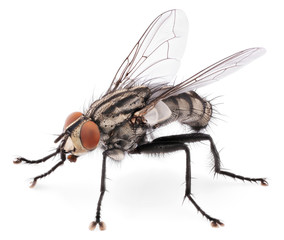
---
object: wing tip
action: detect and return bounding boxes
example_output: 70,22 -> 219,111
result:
247,47 -> 266,58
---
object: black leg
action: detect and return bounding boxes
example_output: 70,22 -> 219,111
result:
15,137 -> 69,188
14,148 -> 60,164
14,135 -> 68,165
181,142 -> 224,227
28,151 -> 66,188
89,152 -> 107,231
153,133 -> 268,186
131,141 -> 224,227
131,133 -> 268,227
29,159 -> 66,188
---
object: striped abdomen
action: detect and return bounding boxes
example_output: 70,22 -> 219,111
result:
162,91 -> 212,130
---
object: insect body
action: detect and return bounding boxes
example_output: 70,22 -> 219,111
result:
15,9 -> 267,230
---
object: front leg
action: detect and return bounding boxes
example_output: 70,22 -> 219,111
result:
89,152 -> 107,231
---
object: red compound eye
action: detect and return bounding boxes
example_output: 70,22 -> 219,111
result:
80,121 -> 100,150
64,112 -> 83,130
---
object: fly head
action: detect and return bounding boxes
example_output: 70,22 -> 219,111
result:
57,112 -> 100,162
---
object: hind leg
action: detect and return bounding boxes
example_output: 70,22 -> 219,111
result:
153,133 -> 268,186
131,140 -> 224,227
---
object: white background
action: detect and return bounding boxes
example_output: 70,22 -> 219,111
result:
1,0 -> 283,239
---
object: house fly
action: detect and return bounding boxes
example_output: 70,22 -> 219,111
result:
14,9 -> 268,230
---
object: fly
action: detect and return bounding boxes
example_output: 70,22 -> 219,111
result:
14,9 -> 268,230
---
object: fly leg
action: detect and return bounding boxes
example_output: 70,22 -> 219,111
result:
14,135 -> 68,165
14,134 -> 68,165
89,152 -> 107,231
29,159 -> 66,188
14,148 -> 60,164
130,141 -> 224,227
14,137 -> 70,187
28,151 -> 66,188
153,133 -> 268,186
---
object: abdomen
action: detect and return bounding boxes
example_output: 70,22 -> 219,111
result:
162,91 -> 212,131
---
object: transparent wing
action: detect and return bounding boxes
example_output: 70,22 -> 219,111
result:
136,47 -> 265,116
172,47 -> 266,94
106,9 -> 188,93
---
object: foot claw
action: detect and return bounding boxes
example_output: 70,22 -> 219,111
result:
99,221 -> 106,231
89,221 -> 106,231
261,179 -> 268,186
13,158 -> 22,164
211,220 -> 224,228
89,221 -> 97,231
29,180 -> 37,188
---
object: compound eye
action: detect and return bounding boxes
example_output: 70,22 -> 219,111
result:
80,121 -> 100,150
64,112 -> 83,130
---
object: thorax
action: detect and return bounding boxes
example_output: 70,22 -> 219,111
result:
85,86 -> 150,148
